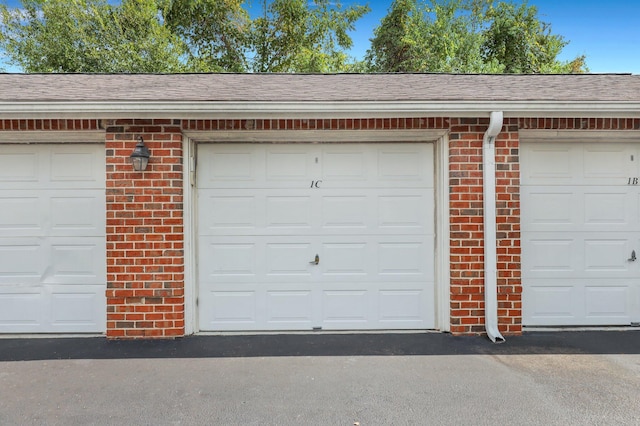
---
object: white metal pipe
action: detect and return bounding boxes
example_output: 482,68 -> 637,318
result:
483,111 -> 506,343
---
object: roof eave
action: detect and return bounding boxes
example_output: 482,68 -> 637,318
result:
0,100 -> 639,119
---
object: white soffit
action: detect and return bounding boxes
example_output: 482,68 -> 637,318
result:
520,129 -> 640,143
184,129 -> 448,143
0,130 -> 105,144
1,101 -> 640,119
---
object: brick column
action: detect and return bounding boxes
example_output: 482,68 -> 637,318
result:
105,119 -> 185,338
495,119 -> 522,334
449,118 -> 486,334
449,117 -> 522,335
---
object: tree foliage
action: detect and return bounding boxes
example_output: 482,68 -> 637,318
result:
250,0 -> 369,73
161,0 -> 249,72
0,0 -> 585,74
0,0 -> 186,73
366,0 -> 587,73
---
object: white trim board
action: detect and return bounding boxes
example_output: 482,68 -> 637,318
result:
519,130 -> 640,143
3,101 -> 640,120
0,130 -> 105,144
183,129 -> 448,144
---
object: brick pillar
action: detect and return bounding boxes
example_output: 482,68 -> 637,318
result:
495,119 -> 522,334
449,118 -> 486,334
449,117 -> 522,335
105,119 -> 185,338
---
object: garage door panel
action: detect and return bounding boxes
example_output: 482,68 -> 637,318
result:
49,240 -> 105,283
322,290 -> 369,324
0,196 -> 42,235
523,189 -> 637,232
0,192 -> 104,237
0,284 -> 105,332
378,191 -> 433,229
266,149 -> 313,180
50,194 -> 105,234
379,289 -> 427,323
322,150 -> 368,180
524,233 -> 635,278
584,239 -> 629,272
199,287 -> 317,330
585,286 -> 629,320
207,242 -> 257,277
378,236 -> 434,276
584,192 -> 628,225
266,243 -> 314,276
202,290 -> 257,326
0,146 -> 103,187
521,190 -> 574,229
266,290 -> 314,324
0,151 -> 39,182
50,150 -> 102,184
379,242 -> 428,275
521,144 -> 575,183
524,279 -> 633,326
0,144 -> 106,333
0,291 -> 42,329
266,195 -> 313,228
206,149 -> 258,183
522,143 -> 636,186
321,195 -> 369,228
0,241 -> 44,282
200,194 -> 258,230
583,146 -> 633,179
201,191 -> 432,236
523,282 -> 580,324
198,143 -> 436,331
522,141 -> 640,326
49,287 -> 105,330
321,243 -> 368,276
379,144 -> 432,178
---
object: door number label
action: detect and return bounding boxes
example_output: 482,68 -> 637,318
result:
310,180 -> 322,188
628,177 -> 640,185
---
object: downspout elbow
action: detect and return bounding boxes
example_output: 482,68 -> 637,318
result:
483,111 -> 505,343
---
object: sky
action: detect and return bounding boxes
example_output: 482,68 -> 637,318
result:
1,0 -> 639,74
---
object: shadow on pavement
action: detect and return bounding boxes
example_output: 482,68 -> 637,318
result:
1,330 -> 639,361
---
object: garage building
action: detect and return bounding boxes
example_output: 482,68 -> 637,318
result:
0,73 -> 638,339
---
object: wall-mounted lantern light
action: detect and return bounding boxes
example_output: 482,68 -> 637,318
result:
129,136 -> 151,172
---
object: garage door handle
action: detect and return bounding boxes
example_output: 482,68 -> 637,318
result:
628,250 -> 636,262
309,254 -> 320,265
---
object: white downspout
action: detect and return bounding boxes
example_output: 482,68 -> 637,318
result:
483,111 -> 506,343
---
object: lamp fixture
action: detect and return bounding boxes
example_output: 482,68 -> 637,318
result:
129,136 -> 151,172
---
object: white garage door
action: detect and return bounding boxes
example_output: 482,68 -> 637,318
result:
197,143 -> 435,331
522,142 -> 640,326
0,144 -> 106,333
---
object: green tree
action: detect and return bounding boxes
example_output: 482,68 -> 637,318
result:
0,0 -> 187,73
364,0 -> 426,72
1,0 -> 369,73
250,0 -> 370,73
481,2 -> 564,73
366,0 -> 587,73
161,0 -> 249,72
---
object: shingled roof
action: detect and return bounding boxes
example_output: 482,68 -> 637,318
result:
0,73 -> 639,118
0,73 -> 639,102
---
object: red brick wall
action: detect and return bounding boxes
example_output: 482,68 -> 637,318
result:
8,115 -> 636,339
181,117 -> 449,131
448,118 -> 489,334
448,117 -> 522,336
0,119 -> 100,130
105,119 -> 185,338
518,117 -> 640,130
496,119 -> 522,335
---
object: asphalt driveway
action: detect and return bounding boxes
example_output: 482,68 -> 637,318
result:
1,330 -> 639,425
